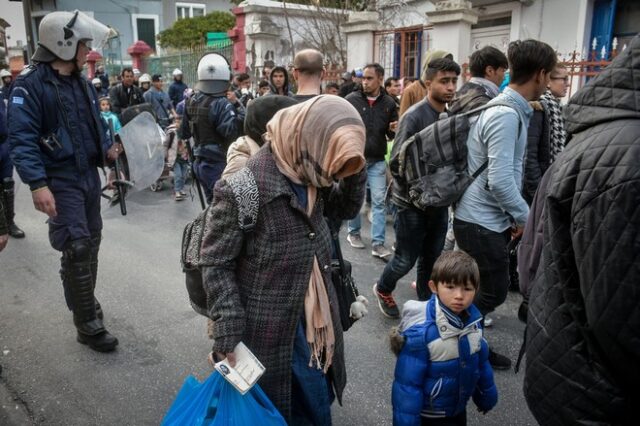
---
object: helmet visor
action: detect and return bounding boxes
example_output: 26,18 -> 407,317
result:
69,11 -> 118,50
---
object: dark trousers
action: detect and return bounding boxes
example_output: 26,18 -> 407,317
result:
0,142 -> 13,179
453,218 -> 510,316
47,170 -> 103,252
421,410 -> 466,426
194,158 -> 225,204
47,171 -> 103,310
378,205 -> 448,300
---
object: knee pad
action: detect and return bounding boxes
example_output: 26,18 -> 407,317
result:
64,238 -> 92,262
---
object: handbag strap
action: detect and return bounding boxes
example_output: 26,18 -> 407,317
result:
331,231 -> 346,271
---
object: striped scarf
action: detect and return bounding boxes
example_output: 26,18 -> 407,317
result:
540,90 -> 567,162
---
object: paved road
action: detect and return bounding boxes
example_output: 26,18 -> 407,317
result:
0,183 -> 537,425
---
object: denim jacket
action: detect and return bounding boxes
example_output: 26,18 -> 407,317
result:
454,87 -> 532,232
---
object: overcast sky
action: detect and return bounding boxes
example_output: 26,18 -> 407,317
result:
1,0 -> 27,48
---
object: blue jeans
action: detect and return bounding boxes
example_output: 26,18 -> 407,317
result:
173,161 -> 188,193
348,160 -> 387,245
378,205 -> 448,300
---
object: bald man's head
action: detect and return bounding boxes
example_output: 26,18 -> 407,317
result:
293,49 -> 324,77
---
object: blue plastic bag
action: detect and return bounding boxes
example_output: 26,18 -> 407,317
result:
162,371 -> 286,426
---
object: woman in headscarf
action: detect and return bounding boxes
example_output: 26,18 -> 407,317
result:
222,95 -> 298,179
200,95 -> 366,424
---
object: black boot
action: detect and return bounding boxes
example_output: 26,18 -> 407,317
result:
1,179 -> 25,238
64,239 -> 118,352
89,233 -> 103,320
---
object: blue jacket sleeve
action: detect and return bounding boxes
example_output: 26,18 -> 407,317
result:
7,79 -> 48,186
392,326 -> 429,426
209,98 -> 243,144
482,108 -> 529,226
472,339 -> 498,412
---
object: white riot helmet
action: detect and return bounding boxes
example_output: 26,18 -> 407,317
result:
195,53 -> 231,95
172,68 -> 183,77
32,10 -> 116,63
0,69 -> 11,79
139,73 -> 151,84
91,77 -> 101,85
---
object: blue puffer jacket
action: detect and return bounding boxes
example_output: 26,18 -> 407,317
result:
392,296 -> 497,425
7,63 -> 110,189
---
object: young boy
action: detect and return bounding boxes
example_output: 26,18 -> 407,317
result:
390,251 -> 497,426
99,97 -> 122,133
163,115 -> 189,201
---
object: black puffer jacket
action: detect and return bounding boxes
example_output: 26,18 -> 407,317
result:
524,35 -> 640,425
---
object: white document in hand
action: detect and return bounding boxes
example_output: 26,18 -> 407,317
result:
214,342 -> 265,395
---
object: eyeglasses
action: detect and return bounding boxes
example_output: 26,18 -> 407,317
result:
550,76 -> 570,83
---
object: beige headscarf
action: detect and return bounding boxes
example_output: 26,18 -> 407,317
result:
266,95 -> 366,372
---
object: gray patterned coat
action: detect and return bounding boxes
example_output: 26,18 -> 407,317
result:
200,145 -> 366,421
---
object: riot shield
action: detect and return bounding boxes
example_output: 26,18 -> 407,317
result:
117,111 -> 165,191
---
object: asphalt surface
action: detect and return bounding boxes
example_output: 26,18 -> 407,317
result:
0,181 -> 537,425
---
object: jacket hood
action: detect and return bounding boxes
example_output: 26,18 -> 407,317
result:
269,66 -> 290,94
564,34 -> 640,137
244,95 -> 298,145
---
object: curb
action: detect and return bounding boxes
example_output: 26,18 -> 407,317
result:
0,369 -> 34,426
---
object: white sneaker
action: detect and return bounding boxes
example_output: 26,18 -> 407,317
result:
484,315 -> 494,328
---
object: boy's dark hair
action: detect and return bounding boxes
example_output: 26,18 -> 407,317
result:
508,39 -> 557,85
425,57 -> 461,81
121,67 -> 133,77
364,63 -> 385,78
325,82 -> 340,91
431,251 -> 480,289
469,46 -> 509,78
236,73 -> 251,83
258,80 -> 269,88
384,77 -> 399,88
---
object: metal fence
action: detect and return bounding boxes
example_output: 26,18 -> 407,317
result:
143,41 -> 234,87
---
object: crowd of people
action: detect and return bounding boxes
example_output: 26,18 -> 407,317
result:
1,9 -> 638,426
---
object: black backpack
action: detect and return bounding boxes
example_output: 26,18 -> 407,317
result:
180,168 -> 259,318
392,102 -> 519,209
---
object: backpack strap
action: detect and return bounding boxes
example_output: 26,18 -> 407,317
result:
466,101 -> 525,180
226,167 -> 260,256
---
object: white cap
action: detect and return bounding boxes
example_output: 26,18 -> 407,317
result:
0,69 -> 11,78
91,78 -> 101,85
133,68 -> 141,76
172,68 -> 183,76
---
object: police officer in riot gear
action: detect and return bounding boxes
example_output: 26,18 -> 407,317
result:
8,10 -> 120,352
1,69 -> 26,239
179,53 -> 245,203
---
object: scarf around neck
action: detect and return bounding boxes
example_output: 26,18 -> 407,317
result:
540,89 -> 567,162
266,95 -> 365,372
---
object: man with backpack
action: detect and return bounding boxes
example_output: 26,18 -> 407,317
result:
453,39 -> 557,370
448,46 -> 508,115
373,58 -> 461,316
